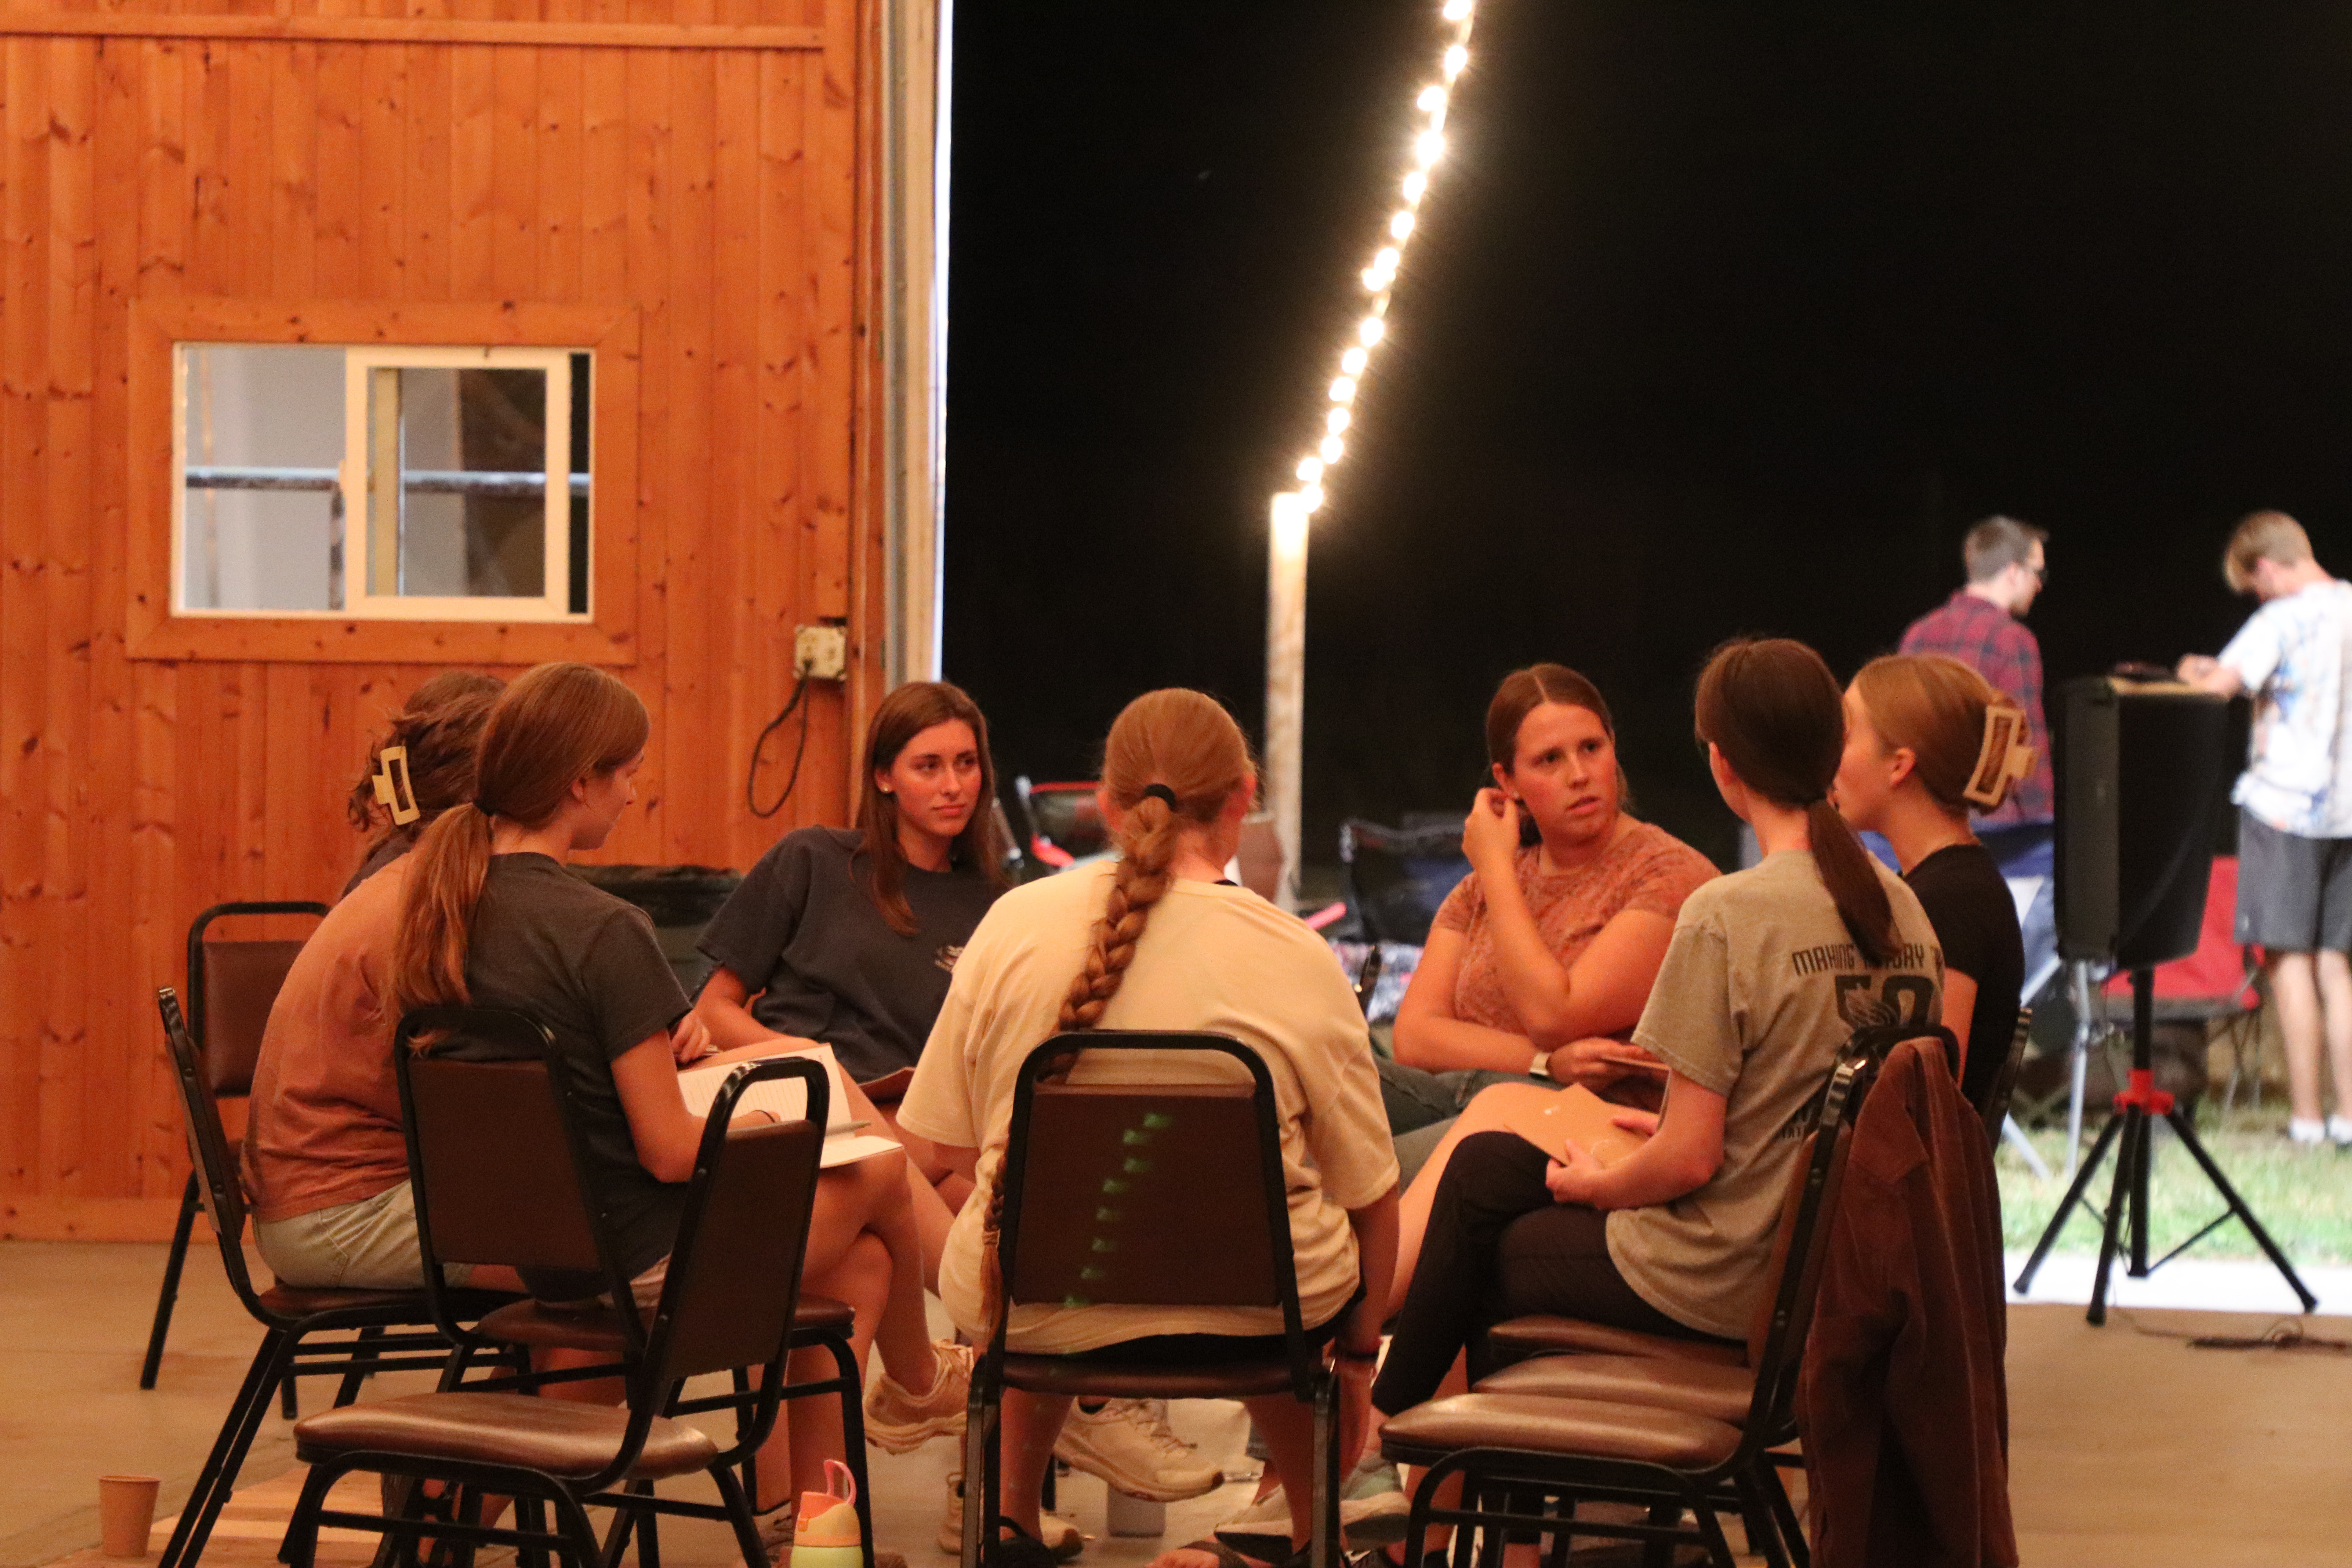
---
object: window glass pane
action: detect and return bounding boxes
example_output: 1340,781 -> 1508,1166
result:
370,366 -> 551,599
180,345 -> 344,612
570,354 -> 592,615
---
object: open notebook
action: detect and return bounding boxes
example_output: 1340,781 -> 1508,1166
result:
677,1043 -> 903,1169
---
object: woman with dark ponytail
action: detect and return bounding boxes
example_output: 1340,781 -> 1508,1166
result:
1365,640 -> 1943,1457
898,690 -> 1399,1568
390,663 -> 966,1541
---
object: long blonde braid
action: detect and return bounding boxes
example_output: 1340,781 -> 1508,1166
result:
975,690 -> 1254,1339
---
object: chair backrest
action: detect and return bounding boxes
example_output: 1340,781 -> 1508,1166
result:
394,1007 -> 624,1340
1339,818 -> 1472,946
641,1059 -> 827,1395
1976,1007 -> 2033,1149
996,1031 -> 1317,1392
156,987 -> 266,1310
1743,1051 -> 1873,1433
188,901 -> 328,1096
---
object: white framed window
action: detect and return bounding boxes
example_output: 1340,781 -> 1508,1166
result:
173,343 -> 592,621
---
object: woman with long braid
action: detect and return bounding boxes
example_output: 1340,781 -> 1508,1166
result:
898,689 -> 1400,1568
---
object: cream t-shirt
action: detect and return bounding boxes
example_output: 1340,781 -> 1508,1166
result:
898,862 -> 1399,1353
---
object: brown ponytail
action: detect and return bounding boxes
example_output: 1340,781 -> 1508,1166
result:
1696,639 -> 1897,967
346,671 -> 505,867
977,688 -> 1255,1337
391,663 -> 650,1019
1849,654 -> 2020,816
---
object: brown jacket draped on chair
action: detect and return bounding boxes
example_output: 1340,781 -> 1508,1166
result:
1798,1036 -> 2017,1568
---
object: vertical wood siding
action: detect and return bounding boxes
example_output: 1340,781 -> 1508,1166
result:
0,0 -> 880,1237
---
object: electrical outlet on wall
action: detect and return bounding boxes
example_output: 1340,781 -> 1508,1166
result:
794,624 -> 847,681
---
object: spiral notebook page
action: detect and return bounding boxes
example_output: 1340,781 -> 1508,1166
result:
677,1044 -> 902,1168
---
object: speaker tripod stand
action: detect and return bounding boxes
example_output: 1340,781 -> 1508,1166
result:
2015,967 -> 2316,1324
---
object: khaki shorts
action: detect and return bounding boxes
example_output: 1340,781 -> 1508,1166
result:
254,1183 -> 474,1290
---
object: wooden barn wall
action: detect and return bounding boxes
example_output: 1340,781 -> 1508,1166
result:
0,0 -> 891,1238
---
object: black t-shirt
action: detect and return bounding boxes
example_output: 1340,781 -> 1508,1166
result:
696,826 -> 1002,1083
447,853 -> 691,1297
1905,842 -> 2025,1112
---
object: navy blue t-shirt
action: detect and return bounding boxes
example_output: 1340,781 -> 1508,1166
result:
696,827 -> 1002,1083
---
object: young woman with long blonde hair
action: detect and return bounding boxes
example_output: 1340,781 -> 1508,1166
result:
898,689 -> 1400,1568
1835,652 -> 2028,1107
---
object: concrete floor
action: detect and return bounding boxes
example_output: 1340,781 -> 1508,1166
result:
7,1239 -> 2352,1568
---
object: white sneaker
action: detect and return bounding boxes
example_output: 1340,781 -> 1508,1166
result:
2290,1118 -> 2327,1146
937,1473 -> 1083,1561
1212,1481 -> 1410,1547
2329,1114 -> 2352,1147
1052,1400 -> 1221,1501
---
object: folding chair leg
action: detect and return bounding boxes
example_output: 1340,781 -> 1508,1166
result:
1309,1376 -> 1339,1568
714,1463 -> 767,1568
1731,1470 -> 1790,1568
1760,1461 -> 1808,1568
548,1490 -> 608,1568
141,1172 -> 203,1389
283,1458 -> 343,1568
159,1328 -> 298,1568
335,1326 -> 390,1408
822,1334 -> 875,1568
1688,1491 -> 1737,1568
1638,1502 -> 1679,1568
961,1363 -> 997,1568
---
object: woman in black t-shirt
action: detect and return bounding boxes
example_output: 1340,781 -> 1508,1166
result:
697,681 -> 1012,1245
1834,653 -> 2030,1109
392,663 -> 968,1530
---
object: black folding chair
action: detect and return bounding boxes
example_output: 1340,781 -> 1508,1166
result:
388,1006 -> 873,1568
150,988 -> 515,1568
1378,1053 -> 1875,1568
962,1031 -> 1350,1568
142,899 -> 329,1397
286,1036 -> 830,1568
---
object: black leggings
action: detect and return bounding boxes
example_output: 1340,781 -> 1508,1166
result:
1372,1131 -> 1731,1415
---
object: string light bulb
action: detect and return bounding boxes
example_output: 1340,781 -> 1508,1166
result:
1272,0 -> 1473,526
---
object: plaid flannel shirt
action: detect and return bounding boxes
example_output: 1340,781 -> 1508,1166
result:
1897,589 -> 2054,824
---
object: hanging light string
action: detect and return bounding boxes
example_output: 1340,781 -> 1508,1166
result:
1281,0 -> 1476,518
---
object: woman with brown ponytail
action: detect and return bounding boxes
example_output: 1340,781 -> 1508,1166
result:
897,690 -> 1400,1568
389,662 -> 965,1539
1366,640 -> 1943,1446
340,670 -> 506,893
1835,654 -> 2029,1110
243,670 -> 509,1294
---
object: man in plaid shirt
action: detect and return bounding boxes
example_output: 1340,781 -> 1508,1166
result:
1898,517 -> 2054,826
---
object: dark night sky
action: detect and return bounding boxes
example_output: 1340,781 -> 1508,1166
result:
941,2 -> 2352,868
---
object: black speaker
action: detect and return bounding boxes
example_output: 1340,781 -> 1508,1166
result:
2055,677 -> 2235,969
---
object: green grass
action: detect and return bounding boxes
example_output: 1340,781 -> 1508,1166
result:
1998,1103 -> 2352,1264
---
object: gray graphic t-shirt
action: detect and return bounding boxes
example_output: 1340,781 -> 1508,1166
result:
1610,849 -> 1942,1339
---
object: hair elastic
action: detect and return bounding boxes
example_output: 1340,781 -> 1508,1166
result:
1140,783 -> 1180,810
1964,703 -> 2037,809
370,745 -> 421,826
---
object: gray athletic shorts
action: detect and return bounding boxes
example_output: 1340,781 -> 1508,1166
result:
254,1182 -> 473,1290
2235,810 -> 2352,953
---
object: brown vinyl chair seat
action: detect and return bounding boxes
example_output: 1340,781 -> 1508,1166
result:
1485,1315 -> 1746,1367
1475,1353 -> 1754,1427
1000,1352 -> 1299,1402
296,1391 -> 719,1481
1381,1391 -> 1742,1473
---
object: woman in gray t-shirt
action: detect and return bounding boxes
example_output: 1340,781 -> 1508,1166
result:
1371,639 -> 1944,1422
391,662 -> 967,1523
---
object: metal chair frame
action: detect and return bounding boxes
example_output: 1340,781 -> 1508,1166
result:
1381,1054 -> 1873,1568
142,899 -> 331,1397
290,1031 -> 831,1568
962,1032 -> 1347,1568
151,987 -> 512,1568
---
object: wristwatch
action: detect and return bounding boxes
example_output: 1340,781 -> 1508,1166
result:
1528,1049 -> 1552,1080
